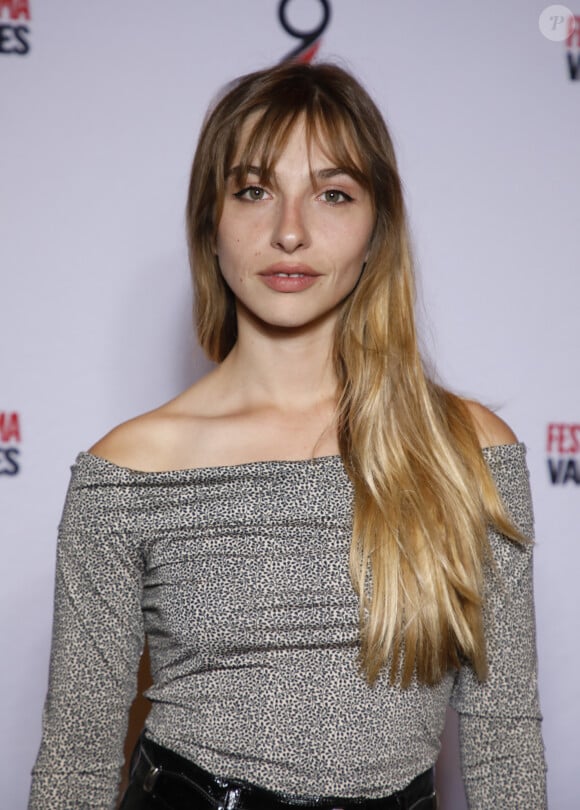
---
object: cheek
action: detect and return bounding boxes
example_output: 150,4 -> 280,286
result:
216,214 -> 247,253
215,233 -> 235,272
343,228 -> 373,268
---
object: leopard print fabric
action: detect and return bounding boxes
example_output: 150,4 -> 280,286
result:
29,443 -> 547,809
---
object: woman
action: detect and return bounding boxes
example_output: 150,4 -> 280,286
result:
29,62 -> 547,809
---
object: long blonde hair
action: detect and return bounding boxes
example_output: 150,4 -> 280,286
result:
186,62 -> 525,686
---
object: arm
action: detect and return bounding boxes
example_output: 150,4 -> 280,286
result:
450,443 -> 547,808
29,456 -> 144,809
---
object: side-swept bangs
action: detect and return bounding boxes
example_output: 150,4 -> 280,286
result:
229,100 -> 371,199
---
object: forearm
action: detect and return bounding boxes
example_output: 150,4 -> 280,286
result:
458,713 -> 547,809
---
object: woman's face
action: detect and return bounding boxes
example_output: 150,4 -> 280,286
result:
215,117 -> 375,333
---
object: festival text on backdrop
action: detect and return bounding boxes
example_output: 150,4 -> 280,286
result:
0,0 -> 30,55
278,0 -> 331,62
0,411 -> 21,475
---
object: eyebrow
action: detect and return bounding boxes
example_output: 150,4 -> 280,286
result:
315,167 -> 356,180
226,165 -> 358,181
226,165 -> 258,178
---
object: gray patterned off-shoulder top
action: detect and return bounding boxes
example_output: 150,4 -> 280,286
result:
29,443 -> 547,809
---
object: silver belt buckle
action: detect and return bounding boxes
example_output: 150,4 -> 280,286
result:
143,765 -> 161,793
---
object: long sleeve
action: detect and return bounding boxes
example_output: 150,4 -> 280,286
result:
29,458 -> 145,809
450,444 -> 547,808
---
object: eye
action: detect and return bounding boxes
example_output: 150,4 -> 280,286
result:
233,185 -> 270,202
320,189 -> 353,205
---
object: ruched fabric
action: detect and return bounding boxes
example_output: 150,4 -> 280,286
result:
29,444 -> 547,809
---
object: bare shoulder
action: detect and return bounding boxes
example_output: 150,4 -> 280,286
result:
87,375 -> 221,472
88,407 -> 184,472
464,400 -> 519,449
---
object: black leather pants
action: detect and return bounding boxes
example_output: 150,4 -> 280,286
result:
119,733 -> 437,810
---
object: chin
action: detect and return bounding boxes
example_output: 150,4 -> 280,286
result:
258,310 -> 337,333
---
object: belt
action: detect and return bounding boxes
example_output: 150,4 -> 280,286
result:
127,732 -> 436,810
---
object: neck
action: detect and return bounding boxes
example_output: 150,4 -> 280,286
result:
217,309 -> 339,411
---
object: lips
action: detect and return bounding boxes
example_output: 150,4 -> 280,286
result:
260,263 -> 320,278
259,264 -> 321,293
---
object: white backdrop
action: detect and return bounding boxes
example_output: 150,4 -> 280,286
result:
2,2 -> 578,807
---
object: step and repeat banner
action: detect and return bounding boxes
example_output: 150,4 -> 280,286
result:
2,1 -> 578,807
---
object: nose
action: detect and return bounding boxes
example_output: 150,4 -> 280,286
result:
270,197 -> 310,253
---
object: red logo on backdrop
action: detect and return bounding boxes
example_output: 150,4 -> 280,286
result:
0,411 -> 21,476
278,0 -> 331,62
546,423 -> 580,485
0,0 -> 31,55
565,13 -> 580,78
